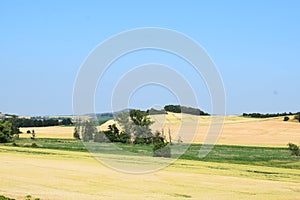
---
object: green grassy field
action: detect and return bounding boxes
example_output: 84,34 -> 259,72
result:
4,138 -> 300,170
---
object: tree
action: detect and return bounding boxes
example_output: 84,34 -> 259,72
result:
60,118 -> 73,126
81,120 -> 97,142
288,143 -> 300,156
94,131 -> 108,143
0,120 -> 12,143
31,129 -> 36,140
116,112 -> 133,134
283,116 -> 290,121
73,126 -> 80,139
5,115 -> 21,136
129,110 -> 153,127
153,131 -> 171,158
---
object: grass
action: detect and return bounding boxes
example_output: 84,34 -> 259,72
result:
0,195 -> 15,200
3,138 -> 300,170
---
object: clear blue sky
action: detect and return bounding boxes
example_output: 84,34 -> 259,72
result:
0,0 -> 299,116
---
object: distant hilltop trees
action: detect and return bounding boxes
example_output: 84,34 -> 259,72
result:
4,116 -> 73,128
147,105 -> 210,116
243,112 -> 300,118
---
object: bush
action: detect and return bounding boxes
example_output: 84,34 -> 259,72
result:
288,143 -> 300,156
31,143 -> 38,148
134,137 -> 152,145
0,195 -> 15,200
94,131 -> 109,143
119,132 -> 131,144
12,142 -> 18,147
153,142 -> 171,158
283,116 -> 290,121
26,130 -> 31,134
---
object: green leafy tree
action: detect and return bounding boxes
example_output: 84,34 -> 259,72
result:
73,126 -> 80,139
0,120 -> 13,143
129,110 -> 153,127
81,120 -> 97,142
116,112 -> 133,134
153,131 -> 171,158
94,131 -> 108,143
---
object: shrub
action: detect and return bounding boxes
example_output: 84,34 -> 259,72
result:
31,143 -> 38,148
0,195 -> 15,200
288,143 -> 300,156
94,131 -> 109,143
153,142 -> 171,158
27,130 -> 31,134
119,132 -> 130,144
283,116 -> 290,121
73,127 -> 80,140
12,142 -> 18,147
134,137 -> 152,145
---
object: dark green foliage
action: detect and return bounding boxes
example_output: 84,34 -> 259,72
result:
81,120 -> 97,142
115,112 -> 132,134
119,132 -> 130,144
94,131 -> 109,143
283,116 -> 290,121
0,120 -> 12,143
243,112 -> 300,118
133,137 -> 152,145
164,105 -> 181,113
132,126 -> 153,144
105,124 -> 120,142
295,114 -> 300,122
73,126 -> 80,140
153,142 -> 171,157
129,110 -> 153,127
9,117 -> 73,127
164,105 -> 209,116
288,143 -> 300,156
103,130 -> 117,142
60,118 -> 73,126
152,131 -> 171,158
27,130 -> 31,134
147,108 -> 167,115
4,115 -> 21,135
124,110 -> 154,144
31,142 -> 38,147
181,106 -> 209,116
30,130 -> 35,140
0,195 -> 15,200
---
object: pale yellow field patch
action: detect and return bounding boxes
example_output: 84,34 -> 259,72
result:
101,113 -> 300,146
0,146 -> 300,200
19,126 -> 74,139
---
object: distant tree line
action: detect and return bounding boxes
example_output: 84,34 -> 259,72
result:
163,105 -> 210,116
243,112 -> 300,118
6,117 -> 73,127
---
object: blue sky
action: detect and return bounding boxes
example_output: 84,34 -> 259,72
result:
0,0 -> 299,116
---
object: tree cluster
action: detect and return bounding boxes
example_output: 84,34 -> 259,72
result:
7,117 -> 73,127
243,112 -> 300,118
164,105 -> 209,116
76,110 -> 171,158
288,143 -> 300,156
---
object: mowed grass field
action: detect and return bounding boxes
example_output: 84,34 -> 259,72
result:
1,114 -> 299,199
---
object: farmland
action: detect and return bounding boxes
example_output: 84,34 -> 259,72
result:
1,114 -> 300,199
